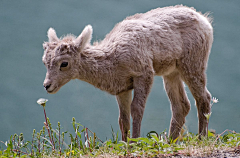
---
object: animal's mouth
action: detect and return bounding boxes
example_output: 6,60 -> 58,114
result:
45,79 -> 70,94
47,88 -> 57,94
46,85 -> 59,94
47,89 -> 56,94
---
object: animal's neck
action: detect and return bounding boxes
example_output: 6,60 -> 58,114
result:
77,44 -> 113,90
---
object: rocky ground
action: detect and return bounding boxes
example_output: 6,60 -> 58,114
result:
170,148 -> 240,158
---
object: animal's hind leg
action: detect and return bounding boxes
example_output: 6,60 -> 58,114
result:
180,68 -> 211,137
163,71 -> 191,140
116,90 -> 132,141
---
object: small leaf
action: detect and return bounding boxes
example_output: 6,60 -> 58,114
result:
172,137 -> 179,144
208,130 -> 215,137
118,141 -> 127,147
127,138 -> 139,142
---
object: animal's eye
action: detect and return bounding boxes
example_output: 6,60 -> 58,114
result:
60,62 -> 68,68
60,62 -> 69,71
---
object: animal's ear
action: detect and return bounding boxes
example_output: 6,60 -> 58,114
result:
47,28 -> 59,42
74,25 -> 92,49
43,43 -> 47,50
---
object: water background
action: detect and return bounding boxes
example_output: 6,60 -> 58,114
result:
0,0 -> 240,143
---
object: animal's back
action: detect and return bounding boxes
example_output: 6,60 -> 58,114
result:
101,5 -> 213,75
126,5 -> 212,30
138,5 -> 214,75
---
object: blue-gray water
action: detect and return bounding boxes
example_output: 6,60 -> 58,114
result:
0,1 -> 240,143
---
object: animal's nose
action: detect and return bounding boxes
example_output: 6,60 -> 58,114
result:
43,77 -> 52,91
44,84 -> 51,90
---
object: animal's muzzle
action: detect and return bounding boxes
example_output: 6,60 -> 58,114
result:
44,84 -> 51,90
43,78 -> 52,91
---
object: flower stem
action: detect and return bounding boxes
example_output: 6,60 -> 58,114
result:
86,128 -> 91,152
43,106 -> 54,150
207,122 -> 209,138
58,122 -> 61,156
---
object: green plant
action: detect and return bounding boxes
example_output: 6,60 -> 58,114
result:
1,97 -> 240,157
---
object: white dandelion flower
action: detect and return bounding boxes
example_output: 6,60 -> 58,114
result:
37,98 -> 48,107
212,97 -> 219,103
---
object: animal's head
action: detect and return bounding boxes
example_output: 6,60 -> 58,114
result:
42,25 -> 92,93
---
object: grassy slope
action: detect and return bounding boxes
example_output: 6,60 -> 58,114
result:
1,98 -> 239,157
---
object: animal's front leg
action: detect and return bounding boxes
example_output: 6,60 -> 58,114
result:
163,72 -> 190,141
116,90 -> 132,141
131,75 -> 153,138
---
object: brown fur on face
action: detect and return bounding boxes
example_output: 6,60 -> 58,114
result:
42,5 -> 213,141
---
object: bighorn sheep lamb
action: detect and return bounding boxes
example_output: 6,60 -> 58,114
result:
42,5 -> 213,141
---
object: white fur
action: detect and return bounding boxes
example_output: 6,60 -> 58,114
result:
47,28 -> 59,42
74,25 -> 93,49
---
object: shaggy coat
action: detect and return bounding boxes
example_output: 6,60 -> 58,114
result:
42,5 -> 213,141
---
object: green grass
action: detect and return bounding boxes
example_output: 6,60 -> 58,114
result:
1,98 -> 240,157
